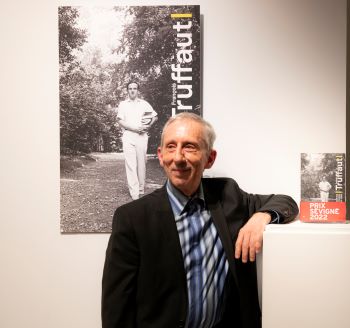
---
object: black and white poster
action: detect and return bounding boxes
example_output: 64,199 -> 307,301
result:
59,6 -> 201,232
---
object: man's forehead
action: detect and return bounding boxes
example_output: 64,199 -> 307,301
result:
166,119 -> 202,131
163,120 -> 206,142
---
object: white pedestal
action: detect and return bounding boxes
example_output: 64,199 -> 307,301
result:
262,220 -> 350,328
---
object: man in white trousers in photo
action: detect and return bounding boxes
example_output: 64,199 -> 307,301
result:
116,82 -> 158,200
318,176 -> 332,202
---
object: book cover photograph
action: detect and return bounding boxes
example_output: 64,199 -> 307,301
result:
59,5 -> 201,233
300,153 -> 346,222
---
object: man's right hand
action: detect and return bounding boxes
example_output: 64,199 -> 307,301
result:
234,212 -> 271,263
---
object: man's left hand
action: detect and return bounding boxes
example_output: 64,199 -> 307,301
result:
234,212 -> 271,263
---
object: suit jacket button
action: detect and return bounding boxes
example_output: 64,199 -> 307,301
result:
178,319 -> 185,328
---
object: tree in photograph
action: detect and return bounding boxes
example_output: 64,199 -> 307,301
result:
301,154 -> 317,200
59,8 -> 120,155
60,53 -> 120,154
59,6 -> 87,67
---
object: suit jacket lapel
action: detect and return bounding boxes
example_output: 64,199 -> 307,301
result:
203,181 -> 239,285
156,186 -> 188,292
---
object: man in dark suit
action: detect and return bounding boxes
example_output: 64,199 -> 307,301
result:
102,113 -> 298,328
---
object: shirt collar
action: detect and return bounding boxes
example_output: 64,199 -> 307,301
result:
166,180 -> 205,217
127,97 -> 141,102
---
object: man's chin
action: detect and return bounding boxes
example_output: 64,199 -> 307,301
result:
171,172 -> 190,182
170,177 -> 193,192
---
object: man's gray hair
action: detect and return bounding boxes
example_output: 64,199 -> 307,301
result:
160,112 -> 216,151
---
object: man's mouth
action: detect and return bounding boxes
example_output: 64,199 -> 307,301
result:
172,168 -> 190,174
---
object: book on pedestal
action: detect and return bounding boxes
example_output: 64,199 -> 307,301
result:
300,153 -> 346,222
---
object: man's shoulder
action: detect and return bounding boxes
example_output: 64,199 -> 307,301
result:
202,177 -> 237,188
202,177 -> 241,199
117,99 -> 129,111
138,98 -> 149,104
137,98 -> 156,111
117,186 -> 167,214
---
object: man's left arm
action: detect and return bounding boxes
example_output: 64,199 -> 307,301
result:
147,115 -> 158,129
143,102 -> 158,132
235,193 -> 298,263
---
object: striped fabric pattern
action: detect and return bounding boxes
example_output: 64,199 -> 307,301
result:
167,181 -> 229,328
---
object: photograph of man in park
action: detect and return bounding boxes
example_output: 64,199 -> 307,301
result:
301,153 -> 344,202
59,6 -> 200,232
116,82 -> 158,200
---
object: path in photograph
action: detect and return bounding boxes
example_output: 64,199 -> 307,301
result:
60,153 -> 165,233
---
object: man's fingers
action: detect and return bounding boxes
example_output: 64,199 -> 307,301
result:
234,232 -> 243,259
240,231 -> 251,263
234,212 -> 270,263
235,231 -> 263,263
235,229 -> 254,263
255,239 -> 262,254
250,234 -> 264,261
249,239 -> 256,262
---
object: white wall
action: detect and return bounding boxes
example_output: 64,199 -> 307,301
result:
0,1 -> 346,327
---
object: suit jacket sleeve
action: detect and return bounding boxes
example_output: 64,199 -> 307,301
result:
102,206 -> 139,328
235,180 -> 299,223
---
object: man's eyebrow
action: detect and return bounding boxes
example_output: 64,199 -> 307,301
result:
164,139 -> 176,145
164,139 -> 200,146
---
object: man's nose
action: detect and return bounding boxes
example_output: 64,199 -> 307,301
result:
174,147 -> 186,163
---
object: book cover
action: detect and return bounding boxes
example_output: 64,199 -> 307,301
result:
59,5 -> 201,232
300,153 -> 346,222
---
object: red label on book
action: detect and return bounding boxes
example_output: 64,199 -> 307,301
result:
300,202 -> 346,222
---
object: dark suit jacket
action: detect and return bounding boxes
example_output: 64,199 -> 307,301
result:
102,178 -> 298,328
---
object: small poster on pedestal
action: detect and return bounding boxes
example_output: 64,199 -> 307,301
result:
300,153 -> 346,222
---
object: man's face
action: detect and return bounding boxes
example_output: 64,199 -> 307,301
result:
157,119 -> 216,196
127,83 -> 138,100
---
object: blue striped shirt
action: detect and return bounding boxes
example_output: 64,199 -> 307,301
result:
166,181 -> 229,328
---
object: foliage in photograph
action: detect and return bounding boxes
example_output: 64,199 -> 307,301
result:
59,6 -> 200,156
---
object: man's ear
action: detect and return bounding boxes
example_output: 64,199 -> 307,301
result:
204,149 -> 217,169
157,147 -> 164,167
